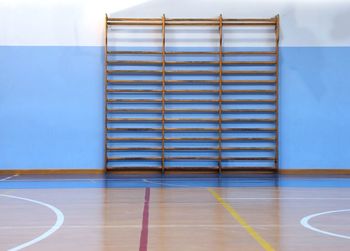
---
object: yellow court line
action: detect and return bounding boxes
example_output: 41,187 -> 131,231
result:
208,188 -> 275,251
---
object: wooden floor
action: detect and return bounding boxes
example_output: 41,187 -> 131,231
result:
1,174 -> 350,250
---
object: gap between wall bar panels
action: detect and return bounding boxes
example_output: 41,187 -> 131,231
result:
104,15 -> 280,173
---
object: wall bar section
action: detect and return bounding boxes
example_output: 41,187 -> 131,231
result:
105,15 -> 280,172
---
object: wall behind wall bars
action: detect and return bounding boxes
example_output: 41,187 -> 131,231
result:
0,0 -> 350,169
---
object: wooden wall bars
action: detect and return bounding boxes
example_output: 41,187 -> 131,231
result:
104,15 -> 280,173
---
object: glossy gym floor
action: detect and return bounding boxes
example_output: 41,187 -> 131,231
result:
1,174 -> 350,251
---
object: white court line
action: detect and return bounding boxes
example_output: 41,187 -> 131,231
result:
300,209 -> 350,240
0,194 -> 64,251
223,197 -> 350,200
0,174 -> 18,181
142,179 -> 188,187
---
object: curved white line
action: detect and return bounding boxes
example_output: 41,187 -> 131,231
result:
0,194 -> 64,250
142,179 -> 188,187
300,209 -> 350,240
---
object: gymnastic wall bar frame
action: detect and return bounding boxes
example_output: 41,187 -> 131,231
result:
104,14 -> 280,173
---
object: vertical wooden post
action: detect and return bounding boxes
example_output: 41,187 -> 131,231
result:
274,15 -> 280,171
104,14 -> 108,171
218,14 -> 223,173
161,14 -> 166,173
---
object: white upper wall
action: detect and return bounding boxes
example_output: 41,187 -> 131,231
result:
0,0 -> 349,46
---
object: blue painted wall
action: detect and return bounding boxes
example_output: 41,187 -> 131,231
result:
0,46 -> 349,169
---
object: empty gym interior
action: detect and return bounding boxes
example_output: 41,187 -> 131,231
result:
1,0 -> 350,250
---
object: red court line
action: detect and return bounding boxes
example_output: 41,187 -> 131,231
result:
139,187 -> 150,251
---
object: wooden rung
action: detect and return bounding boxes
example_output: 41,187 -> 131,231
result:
107,137 -> 161,141
107,118 -> 275,123
107,70 -> 162,75
107,80 -> 162,84
107,166 -> 161,170
166,128 -> 218,132
222,137 -> 276,141
166,51 -> 218,55
222,99 -> 276,103
107,21 -> 162,25
223,109 -> 276,113
164,166 -> 219,171
222,157 -> 275,161
107,51 -> 161,55
166,118 -> 217,122
106,51 -> 276,56
222,128 -> 276,131
223,70 -> 276,75
107,118 -> 161,122
107,108 -> 161,113
166,90 -> 218,93
107,147 -> 162,151
108,60 -> 162,65
107,99 -> 161,103
166,147 -> 218,151
222,166 -> 275,171
222,118 -> 276,123
166,137 -> 218,141
223,90 -> 275,94
107,127 -> 161,131
165,157 -> 219,160
167,80 -> 218,84
166,109 -> 218,113
108,18 -> 161,21
108,157 -> 162,160
222,80 -> 276,85
223,51 -> 276,55
165,99 -> 275,103
222,147 -> 275,151
107,60 -> 276,65
107,89 -> 161,93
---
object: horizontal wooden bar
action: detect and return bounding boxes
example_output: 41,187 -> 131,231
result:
107,127 -> 161,131
165,157 -> 219,160
222,128 -> 276,131
108,21 -> 275,26
107,80 -> 162,84
107,89 -> 161,93
107,108 -> 161,113
157,157 -> 276,161
105,147 -> 274,151
107,108 -> 276,113
222,147 -> 275,151
107,147 -> 162,151
108,157 -> 162,161
107,99 -> 276,103
107,80 -> 276,85
108,18 -> 161,21
222,166 -> 276,171
107,70 -> 276,75
107,137 -> 276,141
107,17 -> 275,22
107,51 -> 276,56
107,127 -> 275,132
107,60 -> 276,65
107,50 -> 161,55
107,99 -> 161,103
222,157 -> 275,161
107,118 -> 276,123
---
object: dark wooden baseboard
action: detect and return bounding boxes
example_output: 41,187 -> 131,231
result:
0,169 -> 104,175
279,169 -> 350,175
